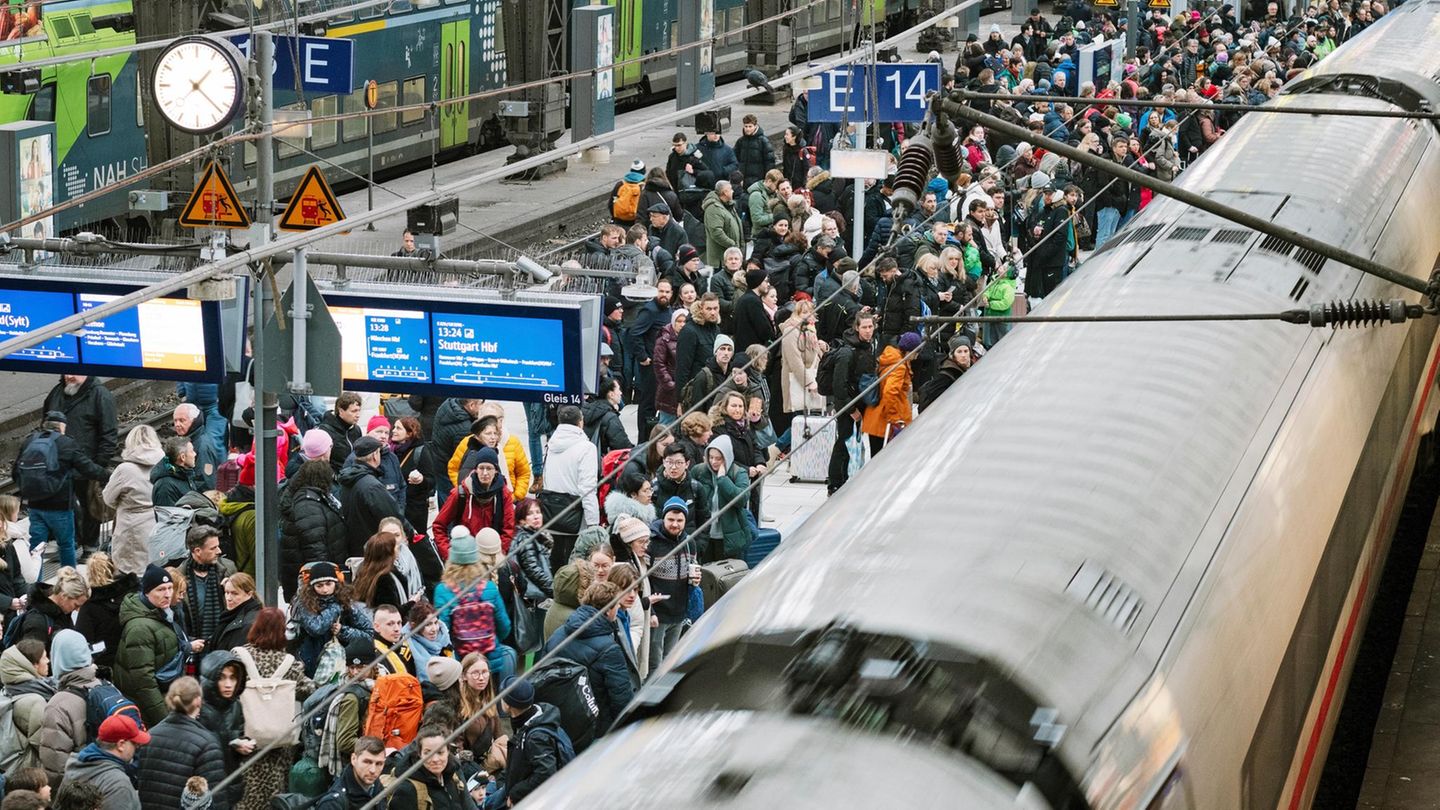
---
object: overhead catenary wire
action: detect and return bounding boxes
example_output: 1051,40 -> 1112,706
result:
953,88 -> 1440,120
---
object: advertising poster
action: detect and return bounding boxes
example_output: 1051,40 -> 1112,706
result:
699,0 -> 714,73
18,132 -> 51,245
596,14 -> 614,100
0,2 -> 43,43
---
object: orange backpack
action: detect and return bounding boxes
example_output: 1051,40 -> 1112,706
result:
612,181 -> 642,222
364,673 -> 423,750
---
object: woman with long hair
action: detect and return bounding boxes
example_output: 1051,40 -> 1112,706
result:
511,498 -> 554,600
352,533 -> 410,613
456,653 -> 504,761
779,298 -> 823,423
235,608 -> 314,809
434,528 -> 515,683
405,598 -> 455,686
102,424 -> 163,576
389,416 -> 433,536
0,495 -> 24,627
290,561 -> 372,676
278,459 -> 346,601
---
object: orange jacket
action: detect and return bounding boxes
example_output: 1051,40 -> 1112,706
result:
861,345 -> 913,438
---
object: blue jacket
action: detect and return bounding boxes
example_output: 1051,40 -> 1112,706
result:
544,605 -> 634,730
696,136 -> 739,184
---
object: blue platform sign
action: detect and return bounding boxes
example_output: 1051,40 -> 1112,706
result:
230,34 -> 355,94
809,63 -> 942,123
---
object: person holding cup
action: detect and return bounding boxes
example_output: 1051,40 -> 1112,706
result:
645,497 -> 701,667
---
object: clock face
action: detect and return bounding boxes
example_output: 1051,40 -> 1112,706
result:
152,37 -> 244,135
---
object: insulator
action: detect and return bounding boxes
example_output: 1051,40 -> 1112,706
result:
931,118 -> 965,189
1307,298 -> 1414,328
889,133 -> 935,223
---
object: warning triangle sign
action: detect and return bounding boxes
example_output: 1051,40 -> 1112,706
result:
1093,0 -> 1118,7
278,166 -> 345,232
179,161 -> 251,229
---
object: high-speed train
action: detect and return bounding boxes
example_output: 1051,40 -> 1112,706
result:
520,3 -> 1440,808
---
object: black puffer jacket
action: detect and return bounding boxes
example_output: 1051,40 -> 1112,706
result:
74,573 -> 138,673
580,399 -> 632,458
339,462 -> 406,558
42,376 -> 117,461
318,411 -> 361,474
198,652 -> 246,809
280,484 -> 347,593
513,528 -> 555,598
208,597 -> 260,654
425,399 -> 474,481
18,583 -> 74,646
136,711 -> 228,810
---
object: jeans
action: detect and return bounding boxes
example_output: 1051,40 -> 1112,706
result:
657,411 -> 678,427
649,621 -> 684,670
826,411 -> 859,494
524,402 -> 549,479
635,364 -> 657,442
1096,207 -> 1122,248
30,507 -> 76,568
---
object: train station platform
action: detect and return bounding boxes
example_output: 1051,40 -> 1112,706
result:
1358,503 -> 1440,809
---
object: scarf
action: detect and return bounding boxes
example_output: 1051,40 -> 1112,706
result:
462,471 -> 508,536
184,561 -> 224,642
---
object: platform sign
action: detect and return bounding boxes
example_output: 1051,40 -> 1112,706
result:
323,290 -> 592,404
809,63 -> 942,123
278,166 -> 344,232
180,161 -> 251,229
229,34 -> 355,94
0,277 -> 224,381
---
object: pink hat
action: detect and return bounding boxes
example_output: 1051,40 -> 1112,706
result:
367,415 -> 391,434
301,428 -> 333,460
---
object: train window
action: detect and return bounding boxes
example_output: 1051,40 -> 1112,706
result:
390,0 -> 414,11
810,2 -> 823,25
670,20 -> 678,48
494,3 -> 505,55
401,76 -> 426,125
728,7 -> 743,39
277,102 -> 307,159
27,84 -> 55,122
85,74 -> 111,137
311,95 -> 338,149
415,0 -> 440,7
373,80 -> 398,134
359,1 -> 385,18
73,15 -> 96,36
50,17 -> 75,40
342,87 -> 367,142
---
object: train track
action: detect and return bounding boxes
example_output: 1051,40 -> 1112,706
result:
0,397 -> 178,495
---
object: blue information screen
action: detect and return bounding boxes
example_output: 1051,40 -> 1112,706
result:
0,281 -> 222,381
328,295 -> 585,403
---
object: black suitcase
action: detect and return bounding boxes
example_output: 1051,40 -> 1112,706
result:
700,559 -> 749,610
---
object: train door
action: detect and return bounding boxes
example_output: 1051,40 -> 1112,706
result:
440,19 -> 470,150
612,0 -> 642,87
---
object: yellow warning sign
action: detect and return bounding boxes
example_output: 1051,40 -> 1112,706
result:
1093,0 -> 1118,7
278,165 -> 345,232
179,161 -> 251,229
1147,0 -> 1169,9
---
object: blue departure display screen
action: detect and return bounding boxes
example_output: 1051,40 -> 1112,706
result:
328,295 -> 585,403
0,282 -> 221,381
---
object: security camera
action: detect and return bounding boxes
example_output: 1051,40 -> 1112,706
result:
514,255 -> 554,283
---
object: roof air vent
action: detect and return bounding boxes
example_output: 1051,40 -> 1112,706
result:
1065,560 -> 1144,634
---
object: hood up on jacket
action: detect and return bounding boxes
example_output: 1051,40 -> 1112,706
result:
552,563 -> 586,610
200,650 -> 246,705
705,434 -> 735,470
337,461 -> 380,488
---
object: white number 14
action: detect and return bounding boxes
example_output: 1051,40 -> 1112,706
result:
883,70 -> 928,109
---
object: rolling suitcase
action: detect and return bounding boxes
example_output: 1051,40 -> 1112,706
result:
700,559 -> 749,609
746,528 -> 782,568
788,412 -> 834,484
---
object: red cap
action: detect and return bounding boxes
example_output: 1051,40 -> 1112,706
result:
237,452 -> 256,487
98,714 -> 150,745
367,415 -> 391,434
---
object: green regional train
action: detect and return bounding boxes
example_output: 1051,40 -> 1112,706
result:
0,0 -> 921,235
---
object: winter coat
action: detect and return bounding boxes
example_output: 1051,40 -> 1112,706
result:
432,474 -> 516,557
18,584 -> 75,646
646,519 -> 696,625
425,399 -> 475,481
635,178 -> 682,225
877,270 -> 925,344
828,328 -> 879,406
1,644 -> 55,770
581,398 -> 633,458
209,596 -> 261,655
448,433 -> 532,500
674,319 -> 720,395
198,652 -> 247,808
545,605 -> 634,728
102,443 -> 163,576
918,358 -> 967,413
216,496 -> 256,578
514,528 -> 555,598
541,424 -> 600,527
40,664 -> 98,789
746,181 -> 777,230
0,536 -> 24,628
434,579 -> 510,677
695,136 -> 739,184
279,484 -> 348,594
339,461 -> 407,558
734,129 -> 774,187
113,592 -> 188,727
43,376 -> 117,462
702,190 -> 743,267
136,711 -> 228,810
392,439 -> 433,536
504,702 -> 567,804
603,492 -> 656,528
63,743 -> 140,810
74,574 -> 137,671
808,172 -> 839,214
293,596 -> 373,676
543,564 -> 585,639
688,436 -> 752,559
342,445 -> 405,513
13,429 -> 108,512
653,324 -> 683,415
733,292 -> 776,357
150,458 -> 197,508
861,345 -> 913,438
780,320 -> 822,413
314,767 -> 383,810
386,756 -> 477,810
318,411 -> 361,474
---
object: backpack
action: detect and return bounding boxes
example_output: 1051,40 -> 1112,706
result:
16,430 -> 64,502
299,683 -> 341,764
0,691 -> 35,776
270,794 -> 324,810
678,367 -> 715,412
815,345 -> 853,398
69,682 -> 144,740
364,673 -> 423,750
528,658 -> 601,753
0,611 -> 49,650
595,449 -> 631,525
612,180 -> 642,222
288,756 -> 329,798
148,506 -> 196,566
451,589 -> 497,656
235,646 -> 300,747
527,725 -> 576,770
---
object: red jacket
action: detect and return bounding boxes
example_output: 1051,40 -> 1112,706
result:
431,476 -> 516,557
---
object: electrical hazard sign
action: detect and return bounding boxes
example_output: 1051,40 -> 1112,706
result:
179,161 -> 251,229
278,165 -> 345,232
1147,0 -> 1170,9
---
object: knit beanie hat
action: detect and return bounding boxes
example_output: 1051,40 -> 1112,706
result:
470,446 -> 501,471
476,527 -> 503,556
662,496 -> 689,517
677,244 -> 699,265
671,309 -> 688,327
714,334 -> 735,352
180,776 -> 213,810
898,332 -> 923,353
237,452 -> 256,487
366,415 -> 391,434
301,429 -> 333,459
304,561 -> 341,586
449,526 -> 479,565
50,629 -> 93,676
949,334 -> 974,353
141,564 -> 172,595
426,656 -> 463,691
744,268 -> 767,290
615,515 -> 650,546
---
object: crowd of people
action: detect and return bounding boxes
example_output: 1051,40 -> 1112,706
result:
0,0 -> 1374,806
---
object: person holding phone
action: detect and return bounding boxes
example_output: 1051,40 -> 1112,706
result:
644,498 -> 700,666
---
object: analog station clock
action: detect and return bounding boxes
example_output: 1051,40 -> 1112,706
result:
152,35 -> 246,135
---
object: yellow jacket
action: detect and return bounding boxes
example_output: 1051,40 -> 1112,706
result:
447,434 -> 532,499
